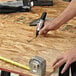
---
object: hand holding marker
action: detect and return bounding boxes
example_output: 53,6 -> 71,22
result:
27,12 -> 47,42
36,12 -> 47,37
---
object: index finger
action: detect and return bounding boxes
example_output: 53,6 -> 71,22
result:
52,56 -> 63,66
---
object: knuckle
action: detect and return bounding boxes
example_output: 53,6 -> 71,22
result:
67,62 -> 70,65
63,58 -> 67,61
67,60 -> 71,65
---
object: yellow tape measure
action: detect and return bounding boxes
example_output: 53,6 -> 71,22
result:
0,56 -> 30,70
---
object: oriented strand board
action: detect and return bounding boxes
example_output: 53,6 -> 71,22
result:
0,0 -> 76,76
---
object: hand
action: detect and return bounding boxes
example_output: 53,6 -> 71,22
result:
52,48 -> 76,74
39,20 -> 61,35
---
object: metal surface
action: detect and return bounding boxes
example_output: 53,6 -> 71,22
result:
29,56 -> 46,76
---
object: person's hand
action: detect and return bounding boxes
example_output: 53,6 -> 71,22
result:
52,48 -> 76,74
39,20 -> 61,35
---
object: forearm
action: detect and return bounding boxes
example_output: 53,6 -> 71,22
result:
53,0 -> 76,28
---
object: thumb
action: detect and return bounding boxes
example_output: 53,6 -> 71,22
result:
39,21 -> 50,35
39,26 -> 48,35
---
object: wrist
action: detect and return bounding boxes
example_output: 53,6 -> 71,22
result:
50,17 -> 63,29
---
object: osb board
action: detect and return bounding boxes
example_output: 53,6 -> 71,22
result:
0,0 -> 76,76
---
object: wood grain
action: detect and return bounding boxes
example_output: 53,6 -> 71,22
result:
0,0 -> 76,76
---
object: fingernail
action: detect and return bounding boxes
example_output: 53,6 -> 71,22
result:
61,71 -> 64,74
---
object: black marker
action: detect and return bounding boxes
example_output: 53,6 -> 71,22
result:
36,12 -> 47,37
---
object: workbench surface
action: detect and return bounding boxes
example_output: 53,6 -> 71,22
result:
0,0 -> 76,76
